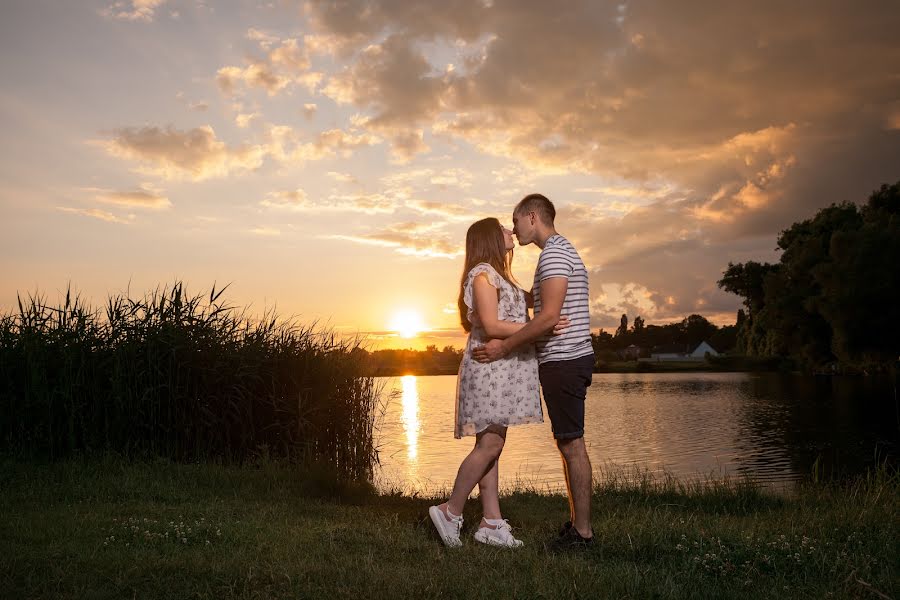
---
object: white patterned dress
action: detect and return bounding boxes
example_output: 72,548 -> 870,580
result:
455,263 -> 543,438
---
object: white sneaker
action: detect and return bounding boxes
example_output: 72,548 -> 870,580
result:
429,505 -> 463,548
474,519 -> 524,548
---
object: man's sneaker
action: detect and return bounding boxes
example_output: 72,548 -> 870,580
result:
473,519 -> 524,548
558,521 -> 573,537
547,524 -> 594,552
429,505 -> 463,547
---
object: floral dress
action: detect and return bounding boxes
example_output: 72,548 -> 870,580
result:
455,263 -> 543,438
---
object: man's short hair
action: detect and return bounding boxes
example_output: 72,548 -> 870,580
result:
515,193 -> 556,225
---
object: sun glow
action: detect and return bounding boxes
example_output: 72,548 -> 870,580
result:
389,309 -> 426,338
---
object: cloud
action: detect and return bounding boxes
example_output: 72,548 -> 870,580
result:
248,226 -> 281,236
263,124 -> 380,164
329,230 -> 462,259
217,35 -> 322,96
326,171 -> 358,184
321,34 -> 446,159
97,125 -> 266,180
303,0 -> 900,326
235,112 -> 261,128
87,185 -> 172,210
101,0 -> 167,22
259,188 -> 309,209
405,199 -> 475,221
56,206 -> 134,225
217,64 -> 293,97
260,188 -> 398,214
323,219 -> 462,259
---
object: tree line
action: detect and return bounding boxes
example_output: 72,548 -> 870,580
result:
718,181 -> 899,373
356,345 -> 464,376
591,313 -> 737,363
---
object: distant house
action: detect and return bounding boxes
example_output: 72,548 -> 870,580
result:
648,343 -> 689,362
618,344 -> 643,360
648,341 -> 720,362
690,341 -> 720,358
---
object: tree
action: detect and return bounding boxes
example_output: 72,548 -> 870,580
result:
718,261 -> 778,319
811,183 -> 900,368
614,314 -> 628,338
633,316 -> 645,334
680,314 -> 717,349
717,180 -> 900,371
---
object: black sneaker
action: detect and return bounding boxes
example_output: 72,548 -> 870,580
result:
558,521 -> 573,537
547,524 -> 594,552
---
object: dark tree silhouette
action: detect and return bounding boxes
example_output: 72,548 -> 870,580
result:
615,314 -> 628,337
718,181 -> 900,371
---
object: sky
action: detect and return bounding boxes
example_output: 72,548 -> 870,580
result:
1,0 -> 898,350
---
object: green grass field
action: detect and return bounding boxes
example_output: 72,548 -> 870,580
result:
2,457 -> 897,599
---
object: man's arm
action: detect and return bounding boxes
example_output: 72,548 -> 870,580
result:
472,276 -> 567,362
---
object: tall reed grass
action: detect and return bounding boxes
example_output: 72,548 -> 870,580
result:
0,283 -> 379,480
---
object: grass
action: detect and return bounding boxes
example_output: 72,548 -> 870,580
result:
2,457 -> 897,599
0,283 -> 379,480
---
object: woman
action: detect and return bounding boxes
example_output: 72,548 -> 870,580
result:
429,217 -> 568,548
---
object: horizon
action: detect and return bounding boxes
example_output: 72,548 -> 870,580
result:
2,1 -> 898,351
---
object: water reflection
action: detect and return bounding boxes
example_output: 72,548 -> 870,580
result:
374,373 -> 898,495
400,375 -> 420,463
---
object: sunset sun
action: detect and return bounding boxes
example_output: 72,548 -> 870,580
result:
389,310 -> 426,339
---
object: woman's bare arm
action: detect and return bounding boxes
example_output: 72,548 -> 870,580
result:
472,274 -> 525,339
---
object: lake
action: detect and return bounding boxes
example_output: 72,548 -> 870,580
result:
372,372 -> 898,494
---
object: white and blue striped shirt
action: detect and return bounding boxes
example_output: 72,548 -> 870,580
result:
533,234 -> 594,364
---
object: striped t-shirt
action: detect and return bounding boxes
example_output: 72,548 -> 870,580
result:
533,234 -> 594,364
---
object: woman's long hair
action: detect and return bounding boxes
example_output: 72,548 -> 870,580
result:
457,217 -> 518,332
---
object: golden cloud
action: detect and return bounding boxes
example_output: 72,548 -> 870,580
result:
89,186 -> 172,210
98,125 -> 266,181
217,35 -> 321,97
56,206 -> 135,225
101,0 -> 167,22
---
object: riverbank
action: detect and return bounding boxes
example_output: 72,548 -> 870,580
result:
2,458 -> 896,599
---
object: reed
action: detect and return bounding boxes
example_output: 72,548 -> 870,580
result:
0,282 -> 380,480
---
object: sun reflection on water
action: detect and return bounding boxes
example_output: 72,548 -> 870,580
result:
400,375 -> 420,463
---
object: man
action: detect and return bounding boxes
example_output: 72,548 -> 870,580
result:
473,193 -> 596,550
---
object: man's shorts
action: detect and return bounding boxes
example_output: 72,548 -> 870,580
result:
538,354 -> 595,440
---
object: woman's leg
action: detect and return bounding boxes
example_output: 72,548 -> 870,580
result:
443,425 -> 507,516
478,458 -> 501,522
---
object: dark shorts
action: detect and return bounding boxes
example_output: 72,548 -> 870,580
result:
539,354 -> 595,440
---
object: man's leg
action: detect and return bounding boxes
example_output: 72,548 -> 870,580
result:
540,355 -> 595,540
559,452 -> 574,523
557,437 -> 592,538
